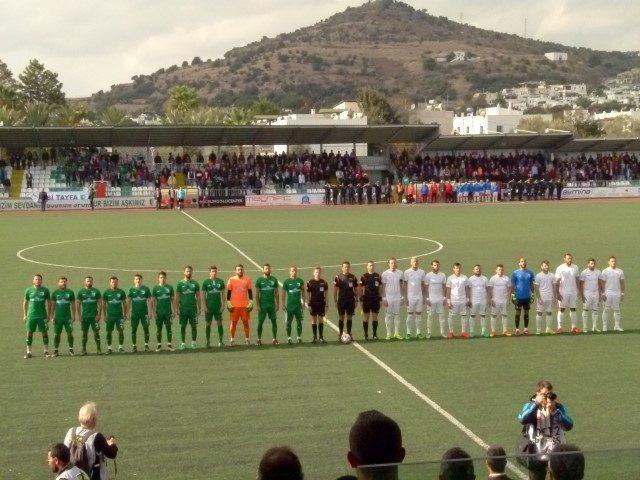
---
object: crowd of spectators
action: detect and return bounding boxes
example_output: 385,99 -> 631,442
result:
392,151 -> 640,185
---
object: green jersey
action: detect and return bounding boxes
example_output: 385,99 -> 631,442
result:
128,285 -> 152,316
255,275 -> 279,308
152,284 -> 174,317
202,278 -> 226,311
24,286 -> 50,320
176,279 -> 200,311
77,287 -> 101,318
282,277 -> 304,310
51,288 -> 75,322
102,288 -> 126,320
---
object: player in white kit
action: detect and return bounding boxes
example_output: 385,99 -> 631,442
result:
534,260 -> 556,334
424,260 -> 447,338
468,265 -> 489,337
403,257 -> 426,339
488,264 -> 512,337
381,258 -> 404,340
554,253 -> 581,334
579,258 -> 601,332
599,255 -> 625,332
446,263 -> 470,339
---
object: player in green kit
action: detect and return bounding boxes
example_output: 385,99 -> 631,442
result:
282,266 -> 306,344
152,271 -> 175,352
102,276 -> 128,354
201,266 -> 226,347
23,274 -> 51,358
255,264 -> 280,345
50,276 -> 76,357
128,274 -> 152,352
176,265 -> 200,350
76,276 -> 102,355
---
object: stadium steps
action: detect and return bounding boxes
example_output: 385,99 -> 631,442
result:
9,169 -> 23,198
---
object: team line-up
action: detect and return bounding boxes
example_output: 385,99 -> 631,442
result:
22,254 -> 626,358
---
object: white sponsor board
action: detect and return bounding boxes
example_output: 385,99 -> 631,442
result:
245,193 -> 325,207
29,189 -> 89,202
0,196 -> 155,211
561,186 -> 640,199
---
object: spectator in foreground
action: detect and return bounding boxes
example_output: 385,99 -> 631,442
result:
47,443 -> 88,480
439,447 -> 475,480
548,444 -> 584,480
486,446 -> 511,479
258,446 -> 303,480
63,402 -> 118,480
347,410 -> 405,480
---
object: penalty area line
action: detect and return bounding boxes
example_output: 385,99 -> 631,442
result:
180,210 -> 526,479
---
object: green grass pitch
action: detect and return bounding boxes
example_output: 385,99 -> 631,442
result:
1,200 -> 639,479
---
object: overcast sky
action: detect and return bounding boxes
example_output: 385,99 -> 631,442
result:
1,0 -> 638,97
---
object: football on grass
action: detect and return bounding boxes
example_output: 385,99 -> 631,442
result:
340,332 -> 352,343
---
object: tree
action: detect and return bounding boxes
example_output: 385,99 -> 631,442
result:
224,106 -> 251,125
21,101 -> 53,126
0,59 -> 16,87
99,106 -> 132,126
165,85 -> 201,114
18,59 -> 65,105
55,103 -> 89,126
575,119 -> 605,138
356,87 -> 397,125
575,96 -> 592,109
421,57 -> 437,71
249,97 -> 280,116
191,56 -> 203,65
517,116 -> 550,133
0,105 -> 21,126
603,115 -> 640,137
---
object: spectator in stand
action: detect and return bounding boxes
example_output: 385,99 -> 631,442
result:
548,444 -> 584,480
258,447 -> 304,480
439,447 -> 475,480
486,446 -> 511,479
47,443 -> 88,480
347,410 -> 405,480
63,402 -> 118,480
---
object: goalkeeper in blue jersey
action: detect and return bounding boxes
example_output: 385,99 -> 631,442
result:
511,258 -> 535,336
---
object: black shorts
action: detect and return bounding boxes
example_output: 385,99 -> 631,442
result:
362,297 -> 381,314
337,298 -> 355,316
515,298 -> 531,310
309,303 -> 326,317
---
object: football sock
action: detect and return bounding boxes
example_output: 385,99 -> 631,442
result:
42,332 -> 49,346
54,333 -> 61,349
346,319 -> 352,335
338,319 -> 344,335
501,316 -> 508,332
581,310 -> 589,331
415,314 -> 423,335
180,324 -> 187,343
294,318 -> 301,337
461,316 -> 468,333
523,311 -> 529,329
205,324 -> 211,344
535,313 -> 542,332
385,314 -> 393,336
230,320 -> 237,339
142,324 -> 149,343
601,307 -> 609,330
190,323 -> 197,341
557,311 -> 564,329
439,313 -> 446,335
217,324 -> 223,342
546,313 -> 553,331
26,333 -> 33,347
312,324 -> 318,339
393,314 -> 400,336
514,310 -> 521,329
318,323 -> 324,338
286,318 -> 292,337
372,320 -> 378,336
406,314 -> 414,336
363,322 -> 369,337
613,311 -> 621,328
447,314 -> 454,333
242,320 -> 249,338
569,310 -> 577,328
490,316 -> 497,332
67,332 -> 74,349
257,318 -> 265,339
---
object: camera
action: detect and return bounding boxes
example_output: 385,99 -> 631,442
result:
546,392 -> 557,401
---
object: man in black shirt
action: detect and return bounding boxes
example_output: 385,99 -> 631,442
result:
365,183 -> 373,204
360,261 -> 382,340
356,183 -> 364,204
374,183 -> 382,204
306,267 -> 328,343
38,189 -> 48,211
334,261 -> 358,341
340,183 -> 347,205
324,183 -> 331,205
332,185 -> 339,205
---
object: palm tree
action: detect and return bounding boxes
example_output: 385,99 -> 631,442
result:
99,106 -> 132,126
55,103 -> 89,126
0,105 -> 21,126
20,101 -> 53,126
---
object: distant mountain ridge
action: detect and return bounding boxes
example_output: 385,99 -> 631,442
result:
86,0 -> 640,114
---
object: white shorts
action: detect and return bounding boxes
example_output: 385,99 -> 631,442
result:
583,293 -> 599,311
470,302 -> 486,316
427,298 -> 445,314
536,298 -> 554,314
449,301 -> 467,316
603,293 -> 621,311
558,293 -> 577,309
491,302 -> 507,316
385,297 -> 402,315
407,297 -> 423,314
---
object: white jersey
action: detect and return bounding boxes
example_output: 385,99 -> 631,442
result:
403,268 -> 425,299
600,267 -> 625,295
488,274 -> 511,303
381,269 -> 403,299
424,271 -> 446,300
579,268 -> 601,295
468,275 -> 488,304
534,272 -> 555,300
56,466 -> 89,480
555,263 -> 579,295
446,274 -> 468,303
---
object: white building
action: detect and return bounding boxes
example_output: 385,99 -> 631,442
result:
409,101 -> 454,133
453,105 -> 523,135
544,52 -> 568,62
272,102 -> 368,156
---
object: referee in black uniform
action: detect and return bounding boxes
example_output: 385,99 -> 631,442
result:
333,261 -> 358,341
360,261 -> 382,340
306,267 -> 328,343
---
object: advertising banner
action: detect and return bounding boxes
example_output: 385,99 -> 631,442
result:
561,186 -> 640,199
0,196 -> 155,211
199,195 -> 246,207
245,193 -> 325,207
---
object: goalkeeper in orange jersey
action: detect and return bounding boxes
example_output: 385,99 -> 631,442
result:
226,264 -> 254,346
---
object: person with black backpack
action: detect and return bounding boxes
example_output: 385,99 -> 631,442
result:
64,402 -> 118,480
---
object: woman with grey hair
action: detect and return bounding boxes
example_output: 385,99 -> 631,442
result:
63,402 -> 118,480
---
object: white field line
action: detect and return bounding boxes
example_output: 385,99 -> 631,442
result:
180,210 -> 527,480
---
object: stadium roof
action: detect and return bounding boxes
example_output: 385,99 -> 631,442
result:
421,133 -> 573,151
0,125 -> 439,148
553,137 -> 640,152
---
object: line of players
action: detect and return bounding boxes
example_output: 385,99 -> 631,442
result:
22,254 -> 626,358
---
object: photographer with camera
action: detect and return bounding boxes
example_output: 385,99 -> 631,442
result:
64,402 -> 118,480
517,380 -> 573,480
